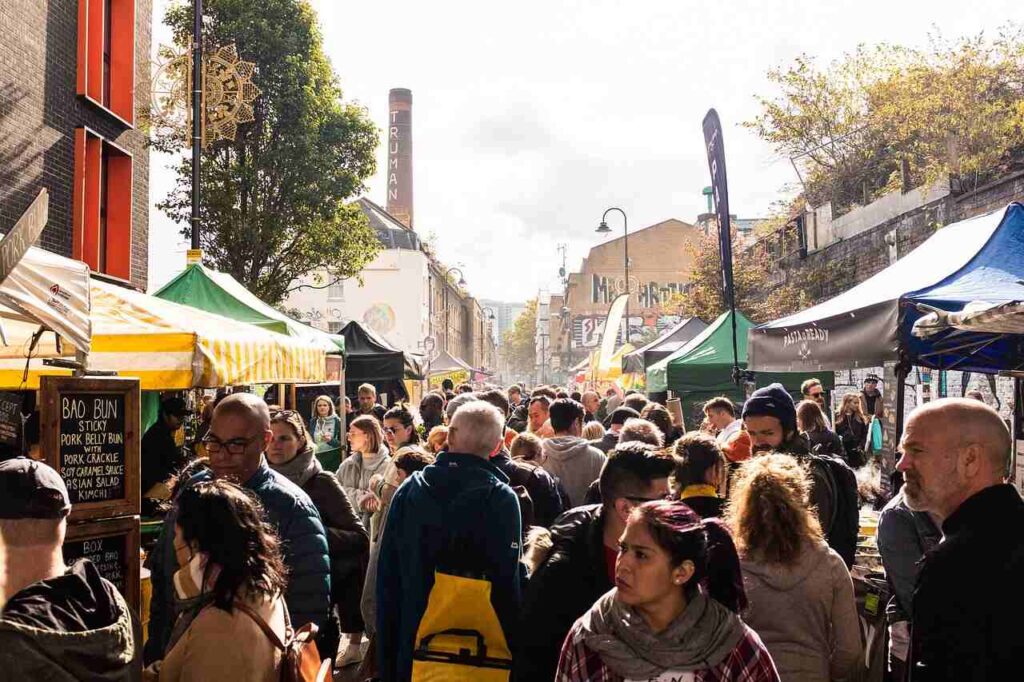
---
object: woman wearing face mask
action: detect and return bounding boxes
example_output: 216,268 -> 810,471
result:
148,479 -> 289,681
556,500 -> 779,682
267,411 -> 370,668
337,416 -> 395,532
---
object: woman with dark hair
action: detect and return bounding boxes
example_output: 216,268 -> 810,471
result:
418,393 -> 445,434
370,405 -> 423,542
670,432 -> 726,519
267,410 -> 369,667
727,454 -> 861,681
641,403 -> 680,446
557,500 -> 778,681
152,479 -> 290,680
796,400 -> 846,460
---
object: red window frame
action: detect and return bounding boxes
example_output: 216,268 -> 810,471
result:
73,128 -> 133,280
77,0 -> 136,125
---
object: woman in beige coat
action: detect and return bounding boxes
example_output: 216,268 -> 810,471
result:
727,454 -> 863,681
146,479 -> 290,681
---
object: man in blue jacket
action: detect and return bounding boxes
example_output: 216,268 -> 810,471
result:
144,393 -> 330,664
376,401 -> 523,681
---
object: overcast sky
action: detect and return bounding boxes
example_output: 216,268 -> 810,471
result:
147,0 -> 1023,302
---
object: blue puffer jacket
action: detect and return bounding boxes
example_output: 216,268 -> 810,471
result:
144,460 -> 330,664
375,452 -> 523,681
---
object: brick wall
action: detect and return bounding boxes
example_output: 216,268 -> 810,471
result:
0,0 -> 152,289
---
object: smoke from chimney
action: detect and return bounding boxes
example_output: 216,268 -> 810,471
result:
387,88 -> 413,229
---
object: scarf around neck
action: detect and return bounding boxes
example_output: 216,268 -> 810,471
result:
270,445 -> 322,488
581,589 -> 745,678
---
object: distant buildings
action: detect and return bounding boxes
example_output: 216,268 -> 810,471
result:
480,299 -> 527,346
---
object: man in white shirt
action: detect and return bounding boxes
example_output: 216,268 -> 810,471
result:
703,396 -> 742,444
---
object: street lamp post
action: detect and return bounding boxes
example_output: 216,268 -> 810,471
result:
190,0 -> 204,251
596,207 -> 630,344
443,266 -> 466,356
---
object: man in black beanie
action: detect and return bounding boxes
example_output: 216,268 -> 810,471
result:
743,383 -> 858,566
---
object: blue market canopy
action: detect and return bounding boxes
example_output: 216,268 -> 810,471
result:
748,205 -> 1013,372
903,203 -> 1024,373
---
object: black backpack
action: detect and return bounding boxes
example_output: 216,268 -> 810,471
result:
808,451 -> 859,568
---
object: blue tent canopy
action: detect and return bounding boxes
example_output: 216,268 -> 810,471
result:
902,202 -> 1024,374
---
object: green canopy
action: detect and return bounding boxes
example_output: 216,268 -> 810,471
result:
647,310 -> 830,429
155,264 -> 344,355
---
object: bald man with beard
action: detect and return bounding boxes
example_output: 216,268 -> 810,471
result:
897,398 -> 1023,680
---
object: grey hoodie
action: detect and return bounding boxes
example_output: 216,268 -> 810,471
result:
0,559 -> 140,681
540,435 -> 606,508
740,540 -> 861,681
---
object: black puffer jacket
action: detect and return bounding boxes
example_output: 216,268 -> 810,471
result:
507,402 -> 529,433
518,505 -> 612,681
490,450 -> 565,528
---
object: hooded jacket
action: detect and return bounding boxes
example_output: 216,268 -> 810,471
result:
375,452 -> 523,681
541,436 -> 607,508
490,449 -> 565,528
519,504 -> 612,682
740,540 -> 861,681
0,558 -> 141,681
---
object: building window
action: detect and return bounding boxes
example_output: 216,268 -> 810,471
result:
73,128 -> 132,279
78,0 -> 135,124
327,321 -> 343,334
327,281 -> 345,301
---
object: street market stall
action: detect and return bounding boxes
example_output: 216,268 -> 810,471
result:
1,279 -> 327,389
426,349 -> 476,388
622,317 -> 708,374
339,320 -> 423,402
648,310 -> 829,428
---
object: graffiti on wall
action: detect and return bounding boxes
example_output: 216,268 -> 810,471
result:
591,275 -> 687,307
572,315 -> 682,349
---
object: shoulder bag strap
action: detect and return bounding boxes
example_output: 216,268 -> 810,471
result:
233,601 -> 290,651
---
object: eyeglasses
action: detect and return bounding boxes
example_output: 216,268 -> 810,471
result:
201,433 -> 261,455
270,409 -> 299,418
809,392 -> 824,399
384,426 -> 398,435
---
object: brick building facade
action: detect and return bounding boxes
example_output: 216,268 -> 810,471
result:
0,0 -> 152,289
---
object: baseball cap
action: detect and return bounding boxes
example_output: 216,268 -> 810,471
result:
0,457 -> 71,519
609,407 -> 641,427
161,397 -> 191,418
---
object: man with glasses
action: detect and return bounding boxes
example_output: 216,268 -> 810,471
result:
144,393 -> 331,666
518,442 -> 673,681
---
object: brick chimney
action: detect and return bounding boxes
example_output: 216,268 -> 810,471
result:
387,88 -> 413,228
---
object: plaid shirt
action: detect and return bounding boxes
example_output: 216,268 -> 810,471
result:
556,619 -> 780,682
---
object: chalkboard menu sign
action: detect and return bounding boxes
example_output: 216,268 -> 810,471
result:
41,377 -> 140,522
878,362 -> 900,501
63,516 -> 141,613
0,390 -> 21,447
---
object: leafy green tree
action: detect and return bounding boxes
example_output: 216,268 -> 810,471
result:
748,26 -> 1024,212
158,0 -> 380,305
501,300 -> 537,377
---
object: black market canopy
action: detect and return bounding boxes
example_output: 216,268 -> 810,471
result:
622,317 -> 708,374
748,204 -> 1016,373
339,320 -> 423,384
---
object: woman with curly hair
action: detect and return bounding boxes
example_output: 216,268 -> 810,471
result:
727,454 -> 861,681
557,499 -> 777,681
150,479 -> 290,680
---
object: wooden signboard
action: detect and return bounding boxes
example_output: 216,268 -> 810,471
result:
40,376 -> 140,521
0,390 -> 22,447
63,516 -> 141,613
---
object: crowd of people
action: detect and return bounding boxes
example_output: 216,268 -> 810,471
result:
0,376 -> 1021,681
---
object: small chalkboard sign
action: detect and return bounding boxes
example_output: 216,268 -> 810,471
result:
41,377 -> 140,521
0,390 -> 22,447
63,516 -> 141,614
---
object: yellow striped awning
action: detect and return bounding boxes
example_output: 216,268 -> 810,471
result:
0,281 -> 326,390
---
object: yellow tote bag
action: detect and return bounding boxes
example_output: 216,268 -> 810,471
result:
410,571 -> 512,681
